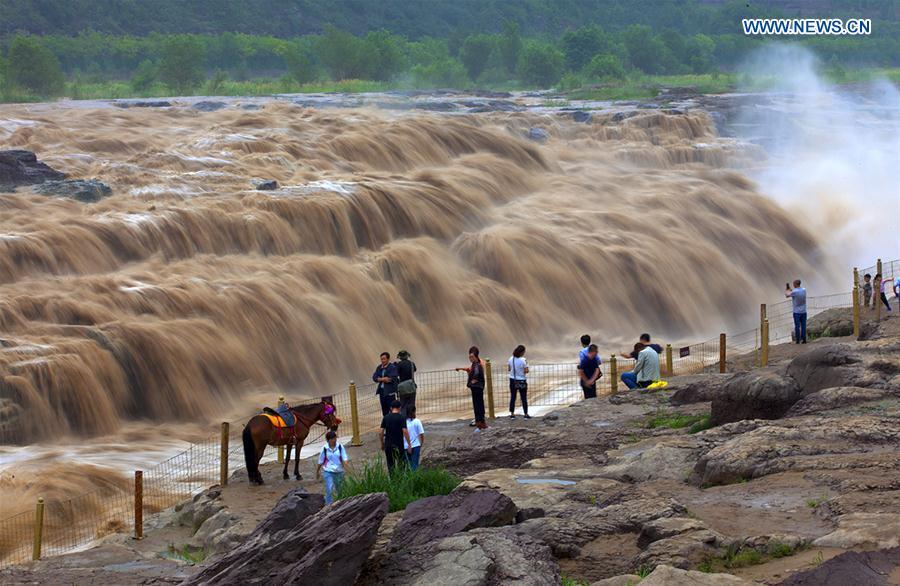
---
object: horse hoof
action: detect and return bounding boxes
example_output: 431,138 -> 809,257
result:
295,475 -> 302,481
282,474 -> 289,480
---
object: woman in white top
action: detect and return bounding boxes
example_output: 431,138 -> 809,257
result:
508,345 -> 530,419
404,405 -> 425,471
316,430 -> 349,505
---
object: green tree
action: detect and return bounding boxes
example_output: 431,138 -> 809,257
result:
459,34 -> 496,81
561,25 -> 608,72
158,35 -> 204,93
316,25 -> 371,79
499,21 -> 522,73
685,34 -> 715,73
363,30 -> 407,81
583,53 -> 625,80
411,58 -> 468,88
622,25 -> 673,74
130,59 -> 157,91
282,42 -> 318,83
517,41 -> 564,87
7,35 -> 65,96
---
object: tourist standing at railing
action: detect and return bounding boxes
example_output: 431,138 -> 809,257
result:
785,279 -> 808,344
863,273 -> 873,308
456,346 -> 488,431
875,274 -> 892,312
316,430 -> 349,505
373,352 -> 399,417
396,350 -> 417,417
380,400 -> 411,475
404,405 -> 425,471
508,345 -> 530,419
579,334 -> 592,361
577,343 -> 602,399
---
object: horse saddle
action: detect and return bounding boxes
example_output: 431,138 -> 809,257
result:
262,407 -> 295,428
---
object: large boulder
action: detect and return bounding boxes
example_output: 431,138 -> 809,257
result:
0,150 -> 66,189
785,343 -> 863,394
777,546 -> 900,586
366,527 -> 560,586
35,179 -> 112,202
785,386 -> 892,416
812,512 -> 900,549
183,488 -> 390,586
668,374 -> 732,405
807,308 -> 854,339
391,486 -> 517,551
175,487 -> 225,533
710,371 -> 801,424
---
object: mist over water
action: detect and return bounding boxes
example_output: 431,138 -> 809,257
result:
736,44 -> 900,269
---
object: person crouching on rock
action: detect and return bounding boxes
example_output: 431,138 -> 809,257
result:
316,430 -> 349,505
380,400 -> 411,475
456,346 -> 488,431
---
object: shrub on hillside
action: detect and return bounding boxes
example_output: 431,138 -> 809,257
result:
337,460 -> 460,512
7,35 -> 65,96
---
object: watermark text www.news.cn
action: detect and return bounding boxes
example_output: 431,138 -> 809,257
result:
742,18 -> 871,36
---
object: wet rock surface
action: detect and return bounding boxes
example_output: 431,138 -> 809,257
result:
0,149 -> 66,188
183,491 -> 381,586
34,179 -> 113,202
777,546 -> 900,585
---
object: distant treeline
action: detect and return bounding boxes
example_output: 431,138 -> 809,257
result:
0,0 -> 898,98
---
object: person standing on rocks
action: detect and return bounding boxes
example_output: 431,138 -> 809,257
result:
577,343 -> 602,399
785,279 -> 808,343
380,400 -> 411,475
863,273 -> 873,308
456,346 -> 488,431
396,350 -> 417,417
373,352 -> 399,417
508,344 -> 530,419
316,430 -> 349,505
404,405 -> 425,471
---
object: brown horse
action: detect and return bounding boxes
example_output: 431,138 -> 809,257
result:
242,400 -> 341,485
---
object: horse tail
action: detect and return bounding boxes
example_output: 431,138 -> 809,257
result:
242,423 -> 258,482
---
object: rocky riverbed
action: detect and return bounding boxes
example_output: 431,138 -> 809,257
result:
2,310 -> 898,585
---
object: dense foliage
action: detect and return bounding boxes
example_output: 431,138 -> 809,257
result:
0,0 -> 898,99
336,460 -> 460,512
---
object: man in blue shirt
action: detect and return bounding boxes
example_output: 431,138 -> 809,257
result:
785,279 -> 808,344
577,343 -> 602,399
578,334 -> 591,362
372,352 -> 399,417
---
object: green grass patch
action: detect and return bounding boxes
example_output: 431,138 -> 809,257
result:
699,541 -> 807,573
645,412 -> 709,430
165,544 -> 208,565
561,577 -> 590,586
688,415 -> 714,434
336,460 -> 460,512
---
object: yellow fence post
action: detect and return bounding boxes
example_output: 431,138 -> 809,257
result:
32,497 -> 44,561
276,395 -> 285,463
220,422 -> 229,486
348,381 -> 362,446
852,267 -> 861,339
134,470 -> 143,540
762,319 -> 770,366
485,359 -> 495,419
719,333 -> 726,374
665,344 -> 673,377
609,355 -> 617,393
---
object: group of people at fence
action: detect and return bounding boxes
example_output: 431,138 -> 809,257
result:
861,272 -> 900,312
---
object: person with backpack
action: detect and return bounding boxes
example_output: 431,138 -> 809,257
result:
372,351 -> 399,417
456,346 -> 487,431
396,349 -> 417,417
316,430 -> 349,505
508,344 -> 530,419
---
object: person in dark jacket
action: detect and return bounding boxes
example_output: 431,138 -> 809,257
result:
396,349 -> 417,417
456,346 -> 487,431
372,352 -> 399,417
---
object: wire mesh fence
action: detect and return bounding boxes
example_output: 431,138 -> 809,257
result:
2,258 -> 896,569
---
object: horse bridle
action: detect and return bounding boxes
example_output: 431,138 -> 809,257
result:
292,402 -> 336,429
